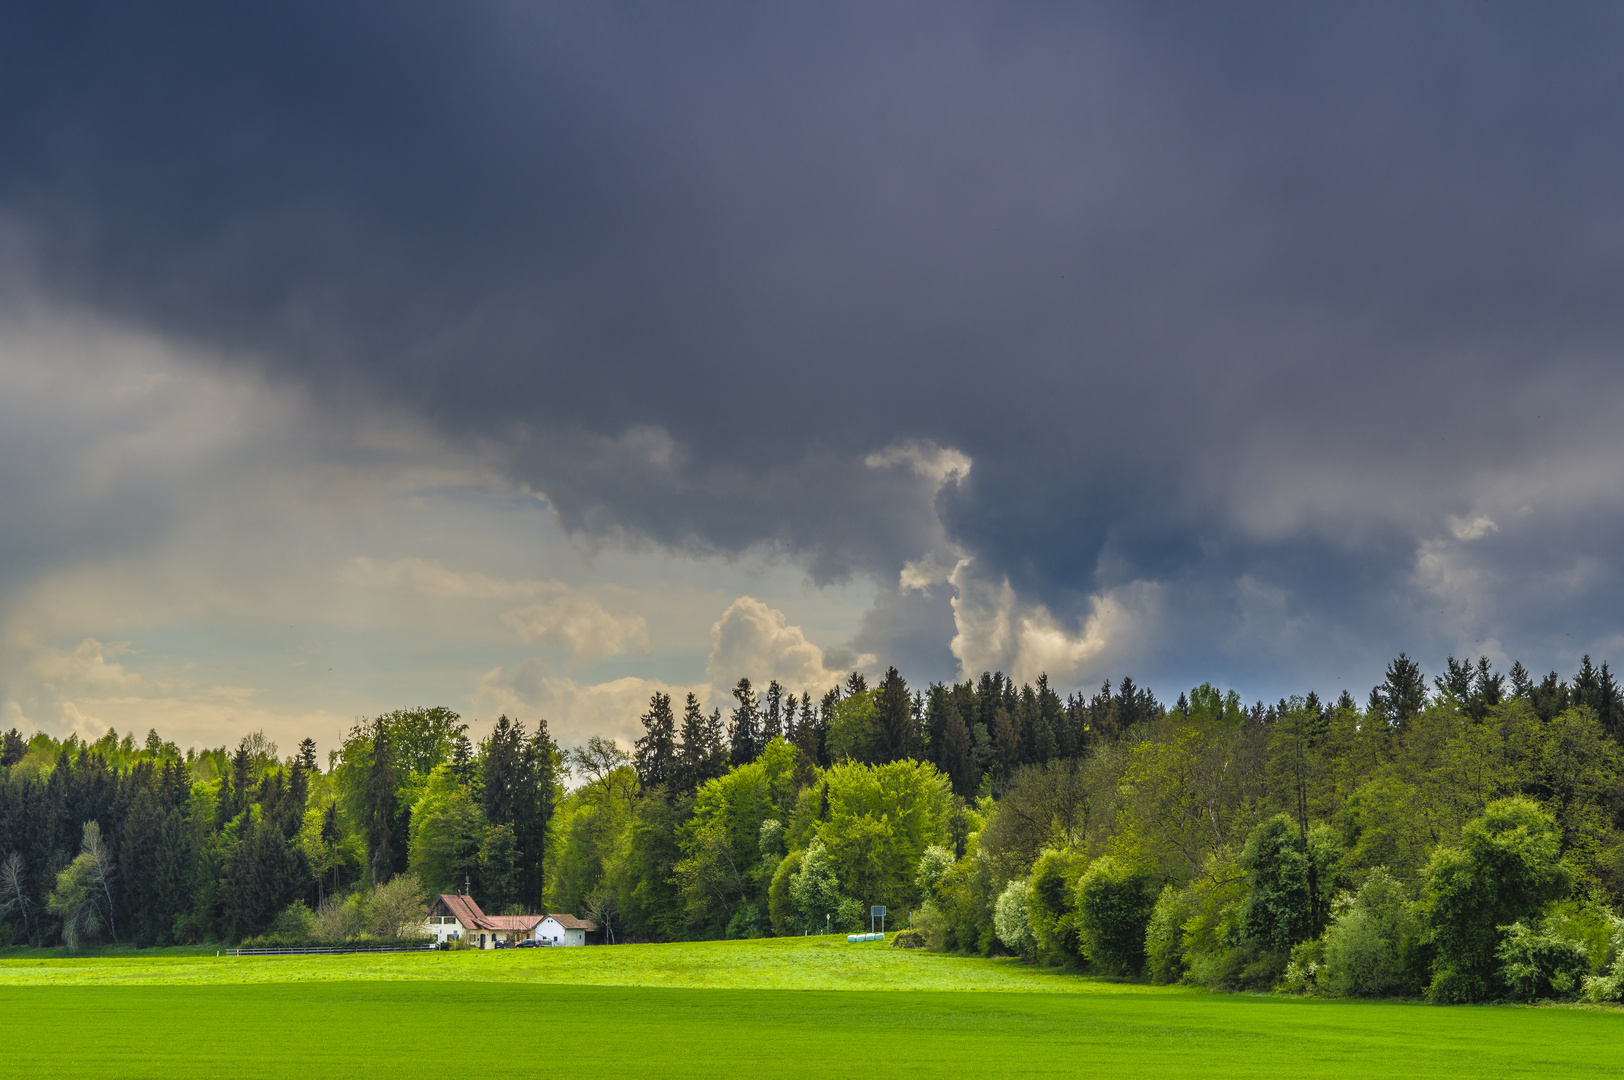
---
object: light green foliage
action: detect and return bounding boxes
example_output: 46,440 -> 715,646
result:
1023,848 -> 1084,966
1419,797 -> 1571,1003
311,892 -> 366,941
914,845 -> 955,899
1145,885 -> 1193,984
993,879 -> 1034,957
407,764 -> 487,894
823,689 -> 874,763
1317,868 -> 1419,998
758,818 -> 785,860
46,857 -> 101,951
368,874 -> 429,939
674,740 -> 800,934
47,822 -> 116,951
548,764 -> 636,915
1171,854 -> 1246,988
1497,917 -> 1588,1001
801,758 -> 953,914
1073,856 -> 1157,976
788,839 -> 846,934
1117,723 -> 1266,883
1580,913 -> 1624,1002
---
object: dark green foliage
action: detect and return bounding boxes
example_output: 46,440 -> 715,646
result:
1239,815 -> 1314,954
1371,654 -> 1428,729
363,719 -> 401,885
1419,798 -> 1571,1003
871,667 -> 918,764
729,679 -> 762,767
1072,856 -> 1157,976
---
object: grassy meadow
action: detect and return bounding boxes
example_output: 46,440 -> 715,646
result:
2,937 -> 1621,1078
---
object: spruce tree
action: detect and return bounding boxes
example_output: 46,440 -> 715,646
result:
634,692 -> 678,790
363,719 -> 398,886
728,678 -> 761,767
762,680 -> 785,744
871,666 -> 916,763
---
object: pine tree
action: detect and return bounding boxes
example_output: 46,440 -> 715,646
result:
939,701 -> 974,798
363,719 -> 398,886
1531,671 -> 1569,722
516,720 -> 560,910
728,678 -> 761,767
1508,661 -> 1534,700
763,680 -> 785,744
703,708 -> 729,781
1371,654 -> 1428,729
871,666 -> 917,764
673,693 -> 709,796
634,692 -> 678,790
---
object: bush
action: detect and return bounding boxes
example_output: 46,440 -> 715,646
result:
267,900 -> 315,943
1318,869 -> 1421,998
890,928 -> 927,949
368,874 -> 429,939
1170,854 -> 1246,988
994,880 -> 1034,958
237,934 -> 433,949
1186,940 -> 1285,992
913,899 -> 950,951
1280,937 -> 1325,994
1025,849 -> 1084,967
1497,918 -> 1588,1001
313,893 -> 367,941
1145,885 -> 1194,984
1419,798 -> 1571,1003
790,840 -> 848,934
835,896 -> 867,933
1238,815 -> 1312,955
768,849 -> 803,935
1073,856 -> 1157,976
915,845 -> 955,899
726,903 -> 766,939
1581,913 -> 1624,1003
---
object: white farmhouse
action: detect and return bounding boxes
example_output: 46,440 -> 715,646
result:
424,893 -> 597,949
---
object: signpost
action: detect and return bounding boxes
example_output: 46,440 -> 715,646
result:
871,905 -> 887,935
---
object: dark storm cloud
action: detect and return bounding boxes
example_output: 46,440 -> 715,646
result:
7,1 -> 1624,695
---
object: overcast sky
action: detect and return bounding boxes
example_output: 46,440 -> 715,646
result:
4,1 -> 1624,755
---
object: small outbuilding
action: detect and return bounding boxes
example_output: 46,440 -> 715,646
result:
536,913 -> 595,947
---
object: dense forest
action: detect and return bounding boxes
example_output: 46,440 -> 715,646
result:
4,653 -> 1624,1004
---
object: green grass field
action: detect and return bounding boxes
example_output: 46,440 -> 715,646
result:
1,937 -> 1619,1078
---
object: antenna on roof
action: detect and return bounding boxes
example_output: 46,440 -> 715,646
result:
462,875 -> 470,897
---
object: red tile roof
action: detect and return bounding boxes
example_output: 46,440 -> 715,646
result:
434,893 -> 487,927
435,896 -> 555,928
546,913 -> 597,931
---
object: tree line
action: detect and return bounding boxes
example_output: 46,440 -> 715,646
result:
3,653 -> 1624,1003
